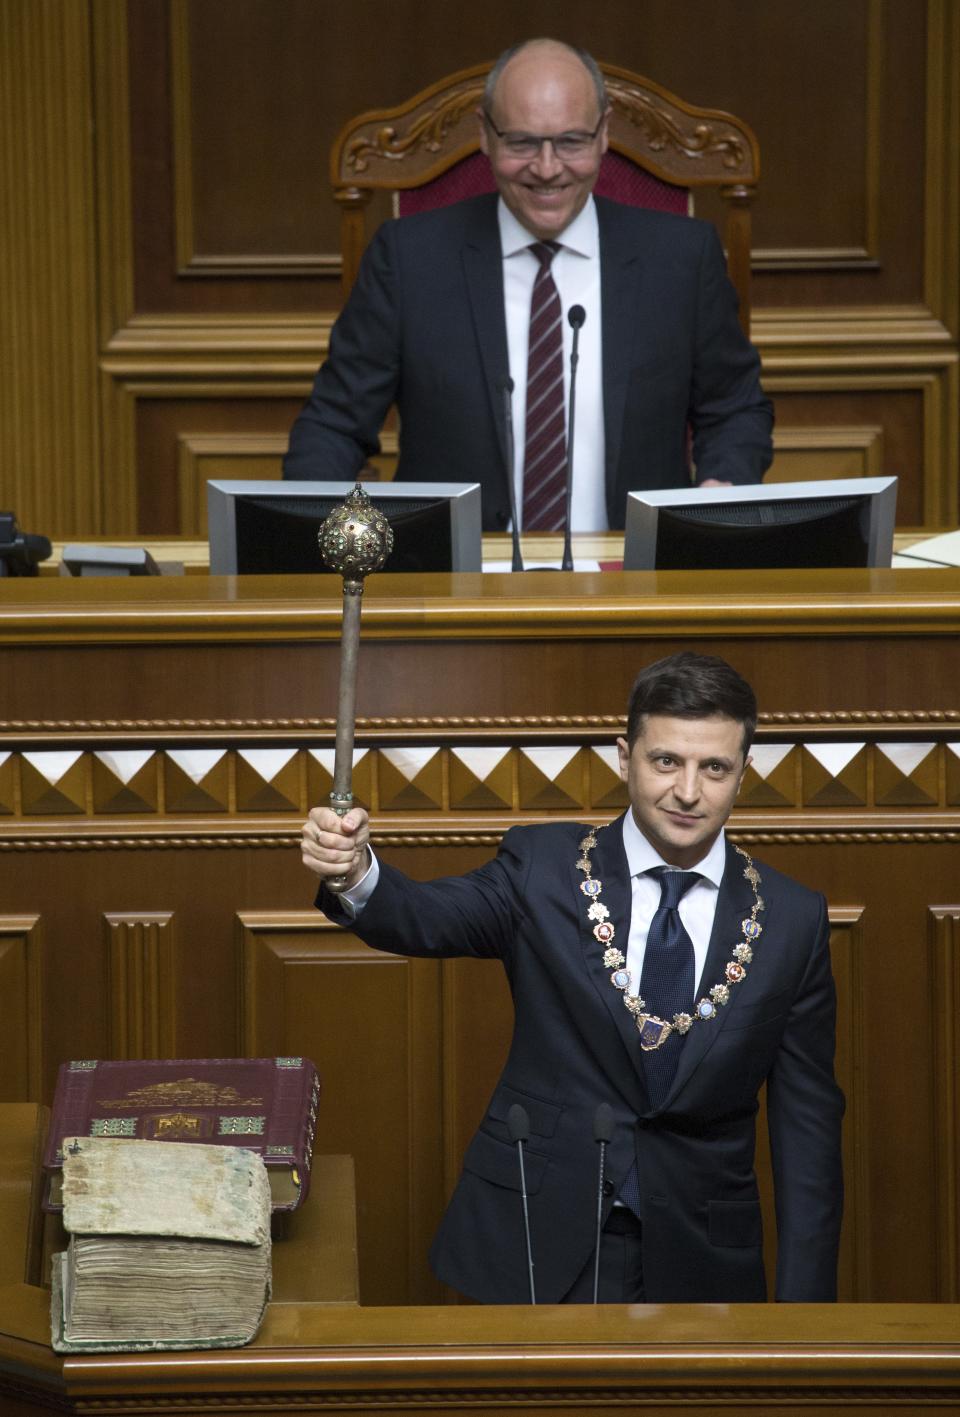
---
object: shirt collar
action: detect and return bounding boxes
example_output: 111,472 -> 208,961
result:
620,809 -> 727,889
497,194 -> 599,260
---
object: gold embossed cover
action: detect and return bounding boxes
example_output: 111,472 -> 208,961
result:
43,1057 -> 319,1213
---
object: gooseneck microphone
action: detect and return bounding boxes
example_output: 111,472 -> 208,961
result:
500,377 -> 525,572
562,305 -> 586,573
592,1102 -> 614,1304
507,1103 -> 537,1303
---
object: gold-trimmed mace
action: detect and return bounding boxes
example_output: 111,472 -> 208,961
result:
318,484 -> 393,889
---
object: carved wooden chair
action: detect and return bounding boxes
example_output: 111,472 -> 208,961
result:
330,61 -> 760,331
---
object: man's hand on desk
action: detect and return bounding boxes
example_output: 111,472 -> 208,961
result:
698,479 -> 733,488
301,806 -> 371,890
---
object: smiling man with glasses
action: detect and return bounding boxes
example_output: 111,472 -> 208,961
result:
285,38 -> 773,535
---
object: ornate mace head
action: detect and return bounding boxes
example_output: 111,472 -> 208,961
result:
318,483 -> 394,590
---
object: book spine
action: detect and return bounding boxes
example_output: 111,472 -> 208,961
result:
265,1059 -> 320,1206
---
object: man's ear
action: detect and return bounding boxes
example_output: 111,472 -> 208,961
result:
477,106 -> 490,155
599,105 -> 612,155
736,754 -> 753,793
616,736 -> 631,783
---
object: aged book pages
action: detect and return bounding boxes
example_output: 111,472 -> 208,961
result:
51,1138 -> 271,1353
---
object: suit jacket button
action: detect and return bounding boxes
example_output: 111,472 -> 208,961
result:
602,1180 -> 615,1197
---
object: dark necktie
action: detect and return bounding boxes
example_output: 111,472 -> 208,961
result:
617,868 -> 700,1216
638,867 -> 700,1109
522,241 -> 567,532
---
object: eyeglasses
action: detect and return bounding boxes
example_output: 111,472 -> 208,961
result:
483,111 -> 605,160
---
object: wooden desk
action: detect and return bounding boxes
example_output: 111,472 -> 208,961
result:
1,1289 -> 959,1414
1,570 -> 959,1307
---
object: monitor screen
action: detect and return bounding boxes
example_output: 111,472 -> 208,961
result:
207,481 -> 482,575
622,477 -> 898,571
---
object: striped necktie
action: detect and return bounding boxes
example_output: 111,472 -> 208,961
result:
522,241 -> 567,532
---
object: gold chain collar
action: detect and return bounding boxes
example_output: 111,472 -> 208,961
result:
576,827 -> 765,1052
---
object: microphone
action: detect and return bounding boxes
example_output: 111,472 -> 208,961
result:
507,1103 -> 536,1303
0,512 -> 52,577
500,377 -> 524,572
562,306 -> 586,573
591,1102 -> 614,1304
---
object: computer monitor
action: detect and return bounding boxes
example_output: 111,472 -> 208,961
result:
207,481 -> 482,575
622,477 -> 898,571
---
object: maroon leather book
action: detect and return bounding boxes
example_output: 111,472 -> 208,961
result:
42,1057 -> 320,1213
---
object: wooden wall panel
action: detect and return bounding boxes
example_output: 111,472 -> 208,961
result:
104,912 -> 178,1059
4,0 -> 957,538
238,913 -> 445,1304
0,919 -> 43,1103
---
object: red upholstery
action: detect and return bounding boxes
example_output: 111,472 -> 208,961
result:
397,150 -> 688,219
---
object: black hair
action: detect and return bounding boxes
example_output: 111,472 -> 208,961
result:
626,652 -> 757,758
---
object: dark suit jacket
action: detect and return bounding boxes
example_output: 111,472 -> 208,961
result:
319,818 -> 844,1304
285,195 -> 773,530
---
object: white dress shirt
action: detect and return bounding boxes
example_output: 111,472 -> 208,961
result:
620,811 -> 728,997
338,817 -> 728,991
498,197 -> 607,533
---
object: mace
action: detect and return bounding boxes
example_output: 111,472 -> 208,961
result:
317,484 -> 393,889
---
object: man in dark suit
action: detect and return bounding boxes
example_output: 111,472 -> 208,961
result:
302,653 -> 844,1304
284,40 -> 773,532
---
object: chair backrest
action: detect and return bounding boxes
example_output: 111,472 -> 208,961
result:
330,62 -> 760,331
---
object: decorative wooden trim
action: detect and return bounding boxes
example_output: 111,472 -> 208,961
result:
763,365 -> 957,531
0,917 -> 43,1101
751,0 -> 881,273
925,0 -> 960,336
2,811 -> 960,853
104,313 -> 336,358
1,711 -> 960,743
168,2 -> 340,279
91,0 -> 135,346
768,426 -> 884,482
754,307 -> 954,348
177,432 -> 289,537
827,907 -> 871,1300
929,907 -> 960,1301
3,573 -> 960,645
104,912 -> 177,1059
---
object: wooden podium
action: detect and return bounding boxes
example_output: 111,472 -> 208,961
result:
1,569 -> 960,1312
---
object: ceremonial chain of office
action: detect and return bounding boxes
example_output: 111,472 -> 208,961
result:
576,828 -> 765,1052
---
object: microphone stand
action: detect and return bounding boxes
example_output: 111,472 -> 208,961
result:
562,305 -> 586,573
501,377 -> 524,572
592,1102 -> 614,1303
507,1103 -> 536,1303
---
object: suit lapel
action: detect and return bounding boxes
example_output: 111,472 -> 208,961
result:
461,198 -> 511,487
597,199 -> 642,505
577,816 -> 650,1111
661,840 -> 764,1105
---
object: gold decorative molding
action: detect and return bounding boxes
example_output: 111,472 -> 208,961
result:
2,711 -> 960,739
104,912 -> 177,1059
0,916 -> 43,1100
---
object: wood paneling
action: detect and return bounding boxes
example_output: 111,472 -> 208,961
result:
239,914 -> 445,1304
104,912 -> 178,1058
0,920 -> 43,1103
4,0 -> 956,539
1,574 -> 959,1304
